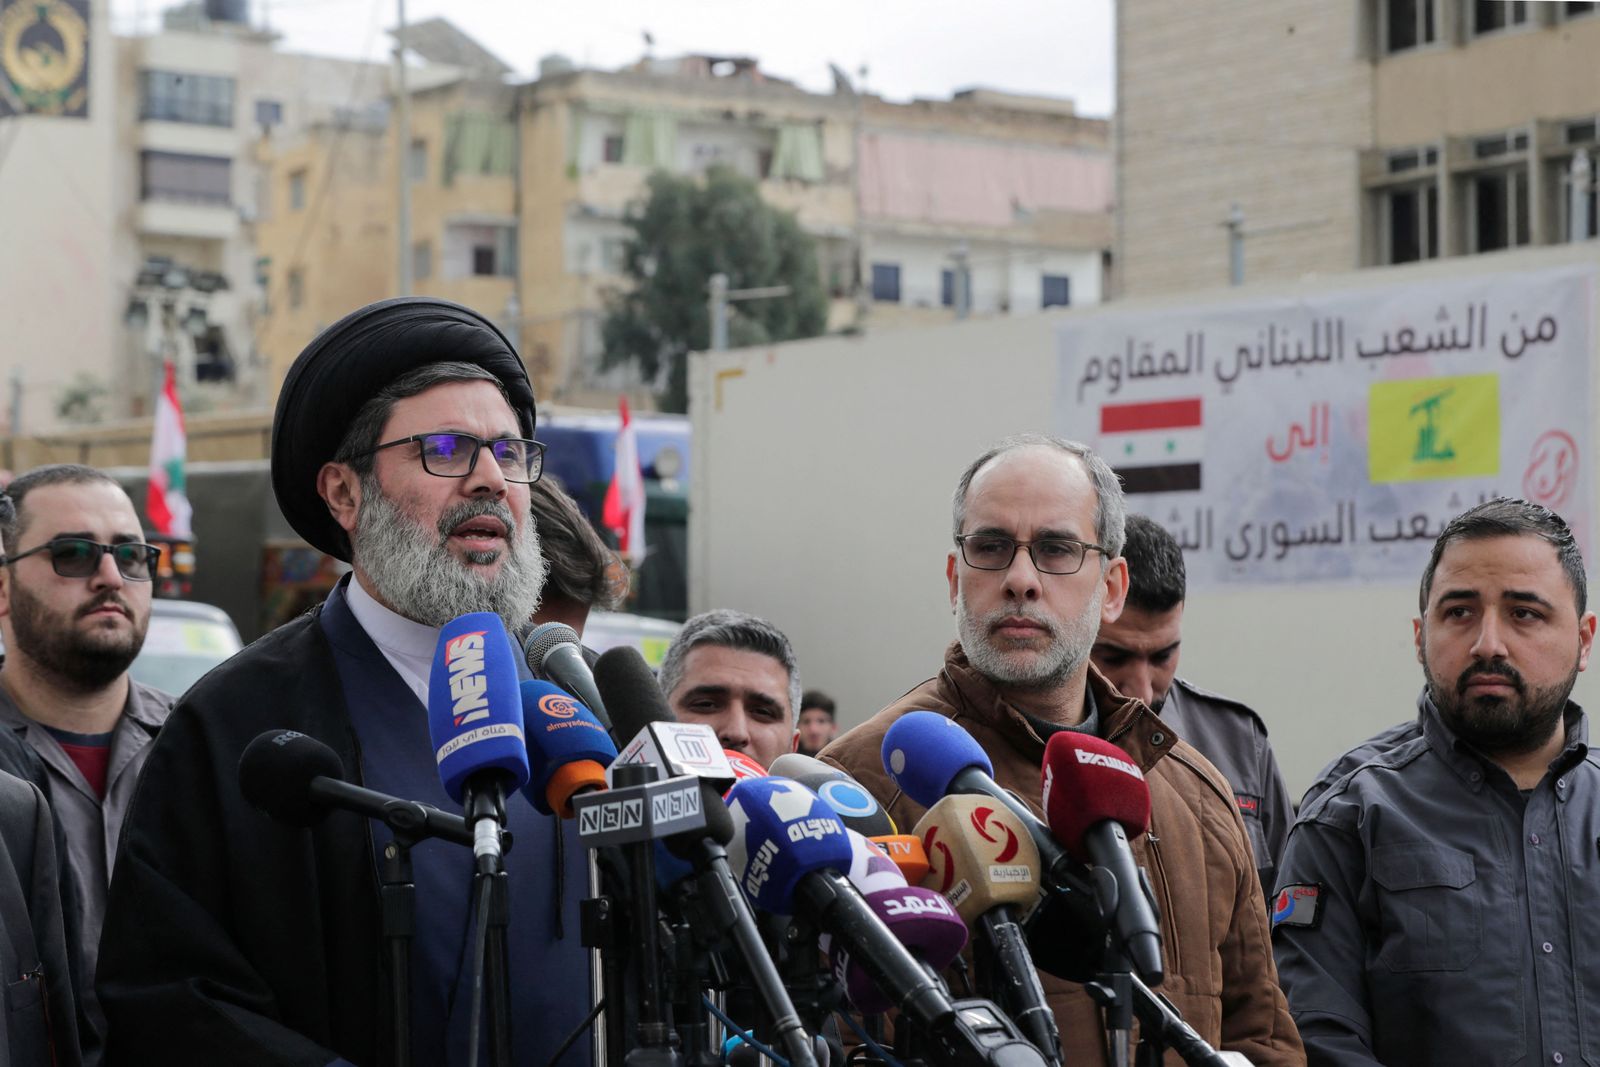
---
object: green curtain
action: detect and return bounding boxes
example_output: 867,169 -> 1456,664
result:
769,124 -> 824,182
622,111 -> 677,169
443,112 -> 515,186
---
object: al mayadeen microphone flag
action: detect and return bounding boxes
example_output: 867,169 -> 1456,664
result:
601,395 -> 646,565
147,360 -> 192,538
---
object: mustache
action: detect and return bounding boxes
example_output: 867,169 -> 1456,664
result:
76,592 -> 130,620
981,605 -> 1057,634
1456,658 -> 1524,695
434,497 -> 516,543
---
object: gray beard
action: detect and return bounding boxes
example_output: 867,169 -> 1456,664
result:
351,477 -> 547,633
955,590 -> 1100,692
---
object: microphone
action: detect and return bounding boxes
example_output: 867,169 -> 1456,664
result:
1041,732 -> 1163,986
771,752 -> 932,884
915,796 -> 1059,1066
724,748 -> 769,784
427,613 -> 529,874
880,712 -> 1111,976
597,645 -> 736,787
239,729 -> 473,846
522,621 -> 614,734
521,680 -> 617,817
725,778 -> 1043,1067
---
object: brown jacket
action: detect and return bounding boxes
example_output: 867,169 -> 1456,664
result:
819,644 -> 1304,1067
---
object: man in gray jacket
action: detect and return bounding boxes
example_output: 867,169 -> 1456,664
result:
0,466 -> 173,1035
1273,499 -> 1598,1065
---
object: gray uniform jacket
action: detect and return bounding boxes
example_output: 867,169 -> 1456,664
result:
0,681 -> 172,988
1157,677 -> 1294,896
1272,692 -> 1598,1067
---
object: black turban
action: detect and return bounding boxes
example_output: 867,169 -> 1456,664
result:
271,297 -> 537,562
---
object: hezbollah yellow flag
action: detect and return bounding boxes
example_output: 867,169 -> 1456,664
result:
1368,374 -> 1499,484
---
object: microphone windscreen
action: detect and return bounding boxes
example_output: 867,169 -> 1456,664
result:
913,794 -> 1042,923
522,621 -> 581,671
594,645 -> 674,741
767,752 -> 844,782
1040,731 -> 1151,863
881,711 -> 993,808
724,749 -> 769,784
520,680 -> 616,816
830,886 -> 968,1013
774,759 -> 897,837
427,612 -> 529,803
872,835 -> 931,884
724,777 -> 851,914
239,729 -> 345,827
844,829 -> 908,896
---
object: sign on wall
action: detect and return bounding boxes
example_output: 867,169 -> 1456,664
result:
1056,265 -> 1596,585
0,0 -> 89,119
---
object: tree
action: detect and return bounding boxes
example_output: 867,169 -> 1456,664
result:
602,165 -> 829,412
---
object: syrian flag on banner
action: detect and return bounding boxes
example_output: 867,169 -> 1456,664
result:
1100,397 -> 1203,494
147,361 -> 193,537
601,396 -> 647,565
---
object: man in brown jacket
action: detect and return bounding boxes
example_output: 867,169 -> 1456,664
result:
820,433 -> 1303,1067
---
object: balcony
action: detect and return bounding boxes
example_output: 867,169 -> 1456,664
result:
136,199 -> 238,241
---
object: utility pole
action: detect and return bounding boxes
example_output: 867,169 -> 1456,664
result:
951,243 -> 972,320
394,0 -> 413,296
1571,149 -> 1593,243
1225,203 -> 1245,287
707,274 -> 790,351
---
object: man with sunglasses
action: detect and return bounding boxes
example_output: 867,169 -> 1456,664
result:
0,464 -> 173,1050
820,434 -> 1304,1066
98,299 -> 592,1066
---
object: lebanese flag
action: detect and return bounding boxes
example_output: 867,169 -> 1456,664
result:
147,361 -> 192,537
601,396 -> 646,564
1100,397 -> 1204,494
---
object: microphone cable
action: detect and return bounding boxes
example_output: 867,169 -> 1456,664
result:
701,995 -> 790,1067
468,873 -> 493,1067
834,1010 -> 906,1067
544,997 -> 608,1067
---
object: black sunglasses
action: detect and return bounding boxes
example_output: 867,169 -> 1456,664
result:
2,538 -> 162,581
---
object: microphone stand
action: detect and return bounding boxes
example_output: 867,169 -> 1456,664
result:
613,763 -> 685,1067
466,783 -> 514,1067
1082,868 -> 1135,1067
378,835 -> 418,1067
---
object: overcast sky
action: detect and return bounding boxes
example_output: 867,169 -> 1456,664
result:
110,0 -> 1115,116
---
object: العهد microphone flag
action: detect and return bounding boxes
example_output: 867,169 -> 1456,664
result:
147,360 -> 192,537
601,395 -> 646,565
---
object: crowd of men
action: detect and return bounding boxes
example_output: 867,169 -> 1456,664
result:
0,295 -> 1590,1067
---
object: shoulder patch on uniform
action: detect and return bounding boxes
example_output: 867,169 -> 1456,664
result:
1271,883 -> 1324,930
1235,793 -> 1261,818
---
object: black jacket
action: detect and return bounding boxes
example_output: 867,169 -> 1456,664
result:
97,608 -> 385,1065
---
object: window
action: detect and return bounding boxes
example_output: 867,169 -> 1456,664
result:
287,268 -> 304,310
472,245 -> 497,276
409,139 -> 428,184
602,134 -> 624,163
600,237 -> 628,274
1560,161 -> 1598,241
140,70 -> 235,126
1467,168 -> 1530,252
255,99 -> 282,129
412,241 -> 433,281
941,269 -> 955,308
289,169 -> 306,211
1379,182 -> 1439,264
871,263 -> 901,303
140,151 -> 231,206
1472,0 -> 1528,34
445,222 -> 516,278
1565,1 -> 1597,17
1384,0 -> 1436,52
1041,275 -> 1071,309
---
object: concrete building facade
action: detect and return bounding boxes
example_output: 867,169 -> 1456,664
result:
1116,0 -> 1600,298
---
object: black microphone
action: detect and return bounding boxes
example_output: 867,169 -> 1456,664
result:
239,729 -> 474,847
523,622 -> 615,734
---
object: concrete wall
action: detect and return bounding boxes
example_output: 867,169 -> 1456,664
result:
688,244 -> 1600,797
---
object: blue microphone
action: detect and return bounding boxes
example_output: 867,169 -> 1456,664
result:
881,711 -> 993,808
427,612 -> 528,872
725,777 -> 853,914
520,680 -> 616,818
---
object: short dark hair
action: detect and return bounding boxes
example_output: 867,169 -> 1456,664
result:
1,464 -> 126,552
1121,514 -> 1187,613
659,609 -> 801,720
531,477 -> 626,611
332,361 -> 510,478
799,690 -> 836,720
952,433 -> 1127,559
1420,498 -> 1587,615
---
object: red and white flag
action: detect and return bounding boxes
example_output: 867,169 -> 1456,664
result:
1099,397 -> 1204,494
147,361 -> 192,537
601,396 -> 646,564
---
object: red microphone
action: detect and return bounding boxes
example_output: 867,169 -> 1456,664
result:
723,749 -> 768,788
1040,732 -> 1162,984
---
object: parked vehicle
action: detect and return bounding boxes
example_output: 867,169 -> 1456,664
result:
130,598 -> 244,698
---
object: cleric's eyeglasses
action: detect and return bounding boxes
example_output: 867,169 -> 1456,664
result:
351,432 -> 546,484
955,534 -> 1107,576
2,538 -> 162,581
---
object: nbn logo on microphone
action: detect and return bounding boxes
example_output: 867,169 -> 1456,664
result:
445,631 -> 490,725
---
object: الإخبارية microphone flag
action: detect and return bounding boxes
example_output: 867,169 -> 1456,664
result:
147,360 -> 192,537
601,395 -> 646,564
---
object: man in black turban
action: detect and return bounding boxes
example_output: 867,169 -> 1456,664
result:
98,300 -> 596,1067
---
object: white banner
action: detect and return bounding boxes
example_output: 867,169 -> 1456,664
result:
1055,265 -> 1597,585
